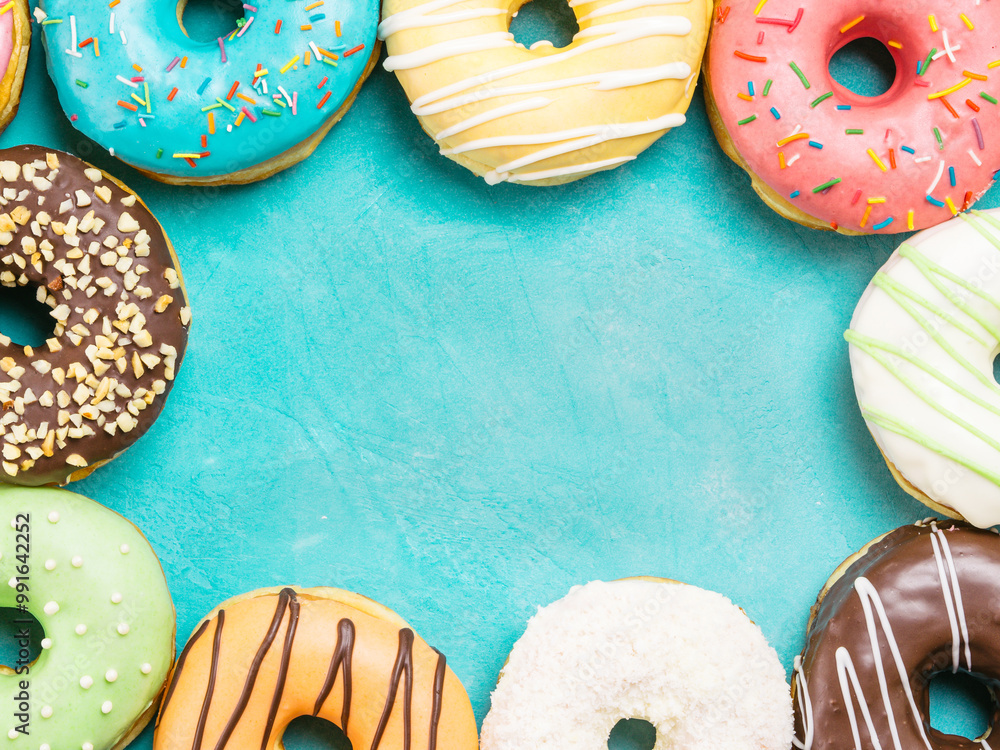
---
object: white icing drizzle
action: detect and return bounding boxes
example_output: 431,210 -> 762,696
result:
405,17 -> 693,108
435,97 -> 552,139
791,654 -> 814,750
930,523 -> 972,671
497,155 -> 634,183
383,31 -> 517,71
414,62 -> 690,116
836,577 -> 933,750
576,0 -> 691,21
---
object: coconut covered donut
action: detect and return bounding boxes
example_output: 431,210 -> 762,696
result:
846,208 -> 1000,527
705,0 -> 1000,233
0,145 -> 190,486
0,0 -> 29,135
0,484 -> 176,750
792,519 -> 1000,750
379,0 -> 711,185
480,578 -> 793,750
154,586 -> 479,750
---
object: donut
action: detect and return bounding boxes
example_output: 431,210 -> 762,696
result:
0,0 -> 29,134
792,519 -> 1000,750
846,208 -> 1000,527
153,586 -> 479,749
0,484 -> 176,749
480,578 -> 793,750
35,0 -> 380,185
704,0 -> 1000,234
378,0 -> 711,185
0,145 -> 190,486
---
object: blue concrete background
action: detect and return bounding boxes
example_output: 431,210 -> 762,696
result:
0,1 -> 992,745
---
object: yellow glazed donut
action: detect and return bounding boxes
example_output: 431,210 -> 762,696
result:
154,586 -> 479,749
378,0 -> 711,185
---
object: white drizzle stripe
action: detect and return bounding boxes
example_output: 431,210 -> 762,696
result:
435,97 -> 552,139
413,62 -> 691,116
929,530 -> 963,672
835,646 -> 885,750
442,112 -> 685,154
378,0 -> 480,37
934,526 -> 972,670
577,0 -> 692,21
791,655 -> 814,750
852,577 -> 934,750
378,7 -> 505,38
383,32 -> 516,71
494,155 -> 634,183
407,17 -> 693,108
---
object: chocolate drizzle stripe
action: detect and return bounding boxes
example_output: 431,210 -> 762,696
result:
212,588 -> 294,750
428,650 -> 446,750
370,628 -> 415,750
193,610 -> 226,750
313,617 -> 356,729
159,618 -> 211,724
260,590 -> 301,750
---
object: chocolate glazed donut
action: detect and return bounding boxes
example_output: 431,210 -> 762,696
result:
792,520 -> 1000,750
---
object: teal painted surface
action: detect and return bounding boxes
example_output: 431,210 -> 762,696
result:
0,6 -> 995,746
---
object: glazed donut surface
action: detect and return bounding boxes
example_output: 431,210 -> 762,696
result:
481,578 -> 793,750
0,145 -> 190,486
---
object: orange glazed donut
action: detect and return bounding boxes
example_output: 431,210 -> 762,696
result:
153,586 -> 479,750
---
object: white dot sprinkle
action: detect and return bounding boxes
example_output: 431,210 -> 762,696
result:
117,623 -> 129,635
44,559 -> 56,571
84,743 -> 94,750
140,663 -> 152,674
105,669 -> 117,683
0,551 -> 3,560
7,577 -> 17,589
100,701 -> 112,715
43,601 -> 59,616
7,728 -> 16,740
47,511 -> 59,524
110,593 -> 122,604
40,638 -> 52,650
40,706 -> 52,719
75,624 -> 87,636
41,744 -> 51,750
71,556 -> 83,568
119,544 -> 130,554
80,675 -> 93,689
9,519 -> 15,529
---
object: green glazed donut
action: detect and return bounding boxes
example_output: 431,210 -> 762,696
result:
0,485 -> 175,749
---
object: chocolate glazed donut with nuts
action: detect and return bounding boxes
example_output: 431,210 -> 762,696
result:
792,520 -> 1000,750
0,145 -> 190,485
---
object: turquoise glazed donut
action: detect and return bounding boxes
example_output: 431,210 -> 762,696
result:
0,485 -> 175,749
36,0 -> 380,184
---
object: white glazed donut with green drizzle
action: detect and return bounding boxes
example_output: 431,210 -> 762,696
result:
0,485 -> 175,749
846,208 -> 1000,528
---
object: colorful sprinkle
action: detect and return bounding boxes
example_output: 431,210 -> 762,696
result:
934,127 -> 944,150
737,115 -> 757,125
926,195 -> 946,207
812,178 -> 841,193
763,79 -> 773,96
949,166 -> 956,187
735,50 -> 767,63
928,13 -> 938,32
769,106 -> 781,119
790,190 -> 800,198
945,196 -> 958,215
867,149 -> 887,171
973,118 -> 985,149
776,132 -> 808,146
166,56 -> 180,72
167,87 -> 178,101
808,140 -> 823,149
809,91 -> 833,107
860,205 -> 873,227
839,15 -> 864,33
75,79 -> 88,88
980,92 -> 998,104
789,61 -> 810,89
344,44 -> 365,57
836,104 -> 851,110
117,100 -> 137,112
198,78 -> 212,95
845,128 -> 863,135
901,145 -> 915,154
929,78 -> 971,99
318,90 -> 332,108
280,56 -> 300,73
960,13 -> 974,30
872,217 -> 894,231
907,210 -> 914,230
275,19 -> 282,33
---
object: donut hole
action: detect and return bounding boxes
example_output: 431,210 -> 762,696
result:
0,283 -> 57,348
928,670 -> 993,740
829,37 -> 897,98
177,0 -> 246,43
0,608 -> 44,674
280,716 -> 353,749
608,718 -> 656,750
509,0 -> 579,50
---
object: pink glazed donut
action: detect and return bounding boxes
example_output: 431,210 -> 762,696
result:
0,0 -> 28,133
704,0 -> 1000,235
